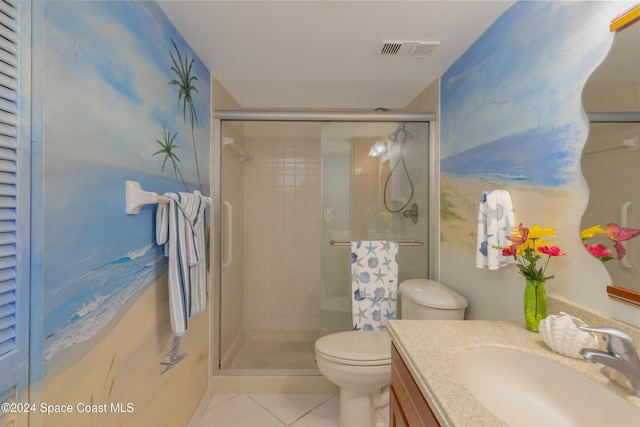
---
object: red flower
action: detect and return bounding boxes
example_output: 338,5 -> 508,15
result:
585,243 -> 611,259
501,246 -> 514,258
537,245 -> 566,257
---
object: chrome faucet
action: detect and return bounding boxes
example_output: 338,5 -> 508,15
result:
578,326 -> 640,396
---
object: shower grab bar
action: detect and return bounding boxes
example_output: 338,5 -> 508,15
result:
125,180 -> 211,215
222,201 -> 233,269
329,239 -> 424,247
620,200 -> 635,272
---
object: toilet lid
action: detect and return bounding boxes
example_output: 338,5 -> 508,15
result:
399,279 -> 468,309
315,331 -> 391,365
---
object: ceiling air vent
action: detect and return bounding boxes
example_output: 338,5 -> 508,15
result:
408,41 -> 439,57
379,40 -> 439,57
380,41 -> 402,56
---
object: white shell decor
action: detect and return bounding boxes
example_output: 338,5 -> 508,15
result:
539,312 -> 600,359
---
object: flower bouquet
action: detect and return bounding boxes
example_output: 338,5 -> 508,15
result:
500,223 -> 566,332
581,223 -> 640,262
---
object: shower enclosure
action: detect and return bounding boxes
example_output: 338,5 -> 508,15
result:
213,111 -> 435,376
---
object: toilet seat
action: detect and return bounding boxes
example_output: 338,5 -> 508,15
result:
315,331 -> 391,366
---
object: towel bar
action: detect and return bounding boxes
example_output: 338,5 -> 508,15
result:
126,180 -> 211,215
329,239 -> 424,246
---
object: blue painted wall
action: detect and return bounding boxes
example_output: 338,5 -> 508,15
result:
32,2 -> 211,424
439,1 -> 637,325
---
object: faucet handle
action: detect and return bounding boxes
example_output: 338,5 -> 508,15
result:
579,325 -> 633,340
579,326 -> 639,365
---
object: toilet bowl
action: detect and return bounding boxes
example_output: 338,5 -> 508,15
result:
315,331 -> 391,427
315,279 -> 468,427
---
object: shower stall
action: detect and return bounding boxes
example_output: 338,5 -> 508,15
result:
213,111 -> 436,376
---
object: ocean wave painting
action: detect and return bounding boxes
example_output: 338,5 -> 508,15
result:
440,1 -> 629,188
41,1 -> 210,369
44,244 -> 167,364
42,159 -> 203,366
441,125 -> 578,187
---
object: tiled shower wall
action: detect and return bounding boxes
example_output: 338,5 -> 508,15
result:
242,122 -> 322,329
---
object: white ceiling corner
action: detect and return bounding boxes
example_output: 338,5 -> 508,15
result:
157,0 -> 515,110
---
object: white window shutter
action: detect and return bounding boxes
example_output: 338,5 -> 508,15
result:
0,0 -> 29,425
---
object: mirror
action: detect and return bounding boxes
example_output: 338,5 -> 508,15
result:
581,5 -> 640,307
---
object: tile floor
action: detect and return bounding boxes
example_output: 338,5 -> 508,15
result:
198,394 -> 339,427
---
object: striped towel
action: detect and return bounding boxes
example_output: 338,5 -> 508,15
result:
156,192 -> 208,336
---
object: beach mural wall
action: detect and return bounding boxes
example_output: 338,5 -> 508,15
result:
439,1 -> 637,325
37,2 -> 211,425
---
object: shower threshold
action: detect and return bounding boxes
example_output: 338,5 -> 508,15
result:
221,328 -> 321,374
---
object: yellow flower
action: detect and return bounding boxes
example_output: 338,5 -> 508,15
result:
517,237 -> 551,256
515,242 -> 530,257
581,224 -> 606,240
528,225 -> 556,240
511,225 -> 554,257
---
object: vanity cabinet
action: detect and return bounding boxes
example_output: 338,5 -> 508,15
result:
390,343 -> 441,427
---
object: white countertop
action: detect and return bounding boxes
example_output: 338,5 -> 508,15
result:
387,320 -> 640,427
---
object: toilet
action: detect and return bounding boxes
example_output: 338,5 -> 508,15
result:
315,279 -> 468,427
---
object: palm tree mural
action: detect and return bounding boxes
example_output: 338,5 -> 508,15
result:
152,38 -> 210,270
168,38 -> 203,193
153,125 -> 189,192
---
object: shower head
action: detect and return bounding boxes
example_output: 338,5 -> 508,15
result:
389,123 -> 413,143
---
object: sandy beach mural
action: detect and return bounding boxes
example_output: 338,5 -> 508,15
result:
42,1 -> 210,371
438,0 -> 635,322
440,0 -> 629,246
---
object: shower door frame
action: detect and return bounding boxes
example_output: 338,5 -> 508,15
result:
212,110 -> 438,377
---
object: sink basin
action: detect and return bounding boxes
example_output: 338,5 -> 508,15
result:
455,348 -> 639,427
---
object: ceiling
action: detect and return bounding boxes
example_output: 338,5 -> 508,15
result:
157,1 -> 515,110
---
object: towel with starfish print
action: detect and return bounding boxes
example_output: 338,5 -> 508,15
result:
476,190 -> 515,270
351,240 -> 398,331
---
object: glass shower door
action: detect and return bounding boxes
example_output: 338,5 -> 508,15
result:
320,122 -> 430,335
214,117 -> 431,374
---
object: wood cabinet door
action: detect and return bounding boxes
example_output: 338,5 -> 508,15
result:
390,343 -> 441,427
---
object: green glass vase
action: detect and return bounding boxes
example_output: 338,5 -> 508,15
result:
524,279 -> 546,332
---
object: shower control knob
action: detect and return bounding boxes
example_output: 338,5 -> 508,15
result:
403,203 -> 419,224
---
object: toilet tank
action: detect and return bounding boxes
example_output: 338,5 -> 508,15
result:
399,279 -> 468,320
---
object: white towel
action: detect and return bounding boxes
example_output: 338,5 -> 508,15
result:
351,241 -> 398,331
476,190 -> 516,270
156,192 -> 208,336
